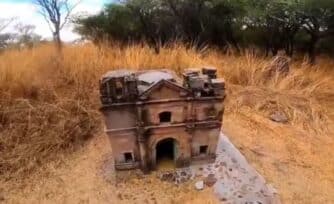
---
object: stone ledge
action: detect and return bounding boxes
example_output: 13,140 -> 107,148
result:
115,161 -> 140,170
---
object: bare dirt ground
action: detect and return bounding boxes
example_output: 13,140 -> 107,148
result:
3,110 -> 333,204
2,132 -> 218,204
224,114 -> 334,204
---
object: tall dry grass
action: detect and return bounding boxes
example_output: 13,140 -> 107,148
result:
0,43 -> 333,183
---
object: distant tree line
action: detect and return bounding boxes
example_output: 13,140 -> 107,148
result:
0,0 -> 80,52
75,0 -> 334,63
0,18 -> 42,51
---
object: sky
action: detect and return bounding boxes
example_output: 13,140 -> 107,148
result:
0,0 -> 111,41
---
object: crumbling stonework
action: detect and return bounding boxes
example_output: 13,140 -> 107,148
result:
99,68 -> 225,172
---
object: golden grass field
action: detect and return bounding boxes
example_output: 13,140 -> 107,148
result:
0,43 -> 333,203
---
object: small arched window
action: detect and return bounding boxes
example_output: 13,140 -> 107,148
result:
159,111 -> 172,123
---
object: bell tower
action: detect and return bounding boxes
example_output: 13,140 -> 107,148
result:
99,70 -> 138,104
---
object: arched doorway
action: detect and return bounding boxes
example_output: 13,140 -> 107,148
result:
154,138 -> 178,170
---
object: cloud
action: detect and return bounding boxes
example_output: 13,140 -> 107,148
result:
0,0 -> 105,42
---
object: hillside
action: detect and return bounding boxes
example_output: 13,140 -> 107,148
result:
0,44 -> 333,203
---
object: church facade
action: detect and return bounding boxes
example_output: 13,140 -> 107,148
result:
99,68 -> 225,172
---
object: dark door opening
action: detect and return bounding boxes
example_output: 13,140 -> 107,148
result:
156,138 -> 175,169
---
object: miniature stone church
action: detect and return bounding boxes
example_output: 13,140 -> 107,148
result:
99,67 -> 225,172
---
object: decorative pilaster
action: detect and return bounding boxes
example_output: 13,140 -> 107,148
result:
136,102 -> 149,173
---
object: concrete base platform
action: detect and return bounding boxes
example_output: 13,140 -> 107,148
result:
175,133 -> 281,203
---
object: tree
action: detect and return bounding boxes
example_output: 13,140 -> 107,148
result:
33,0 -> 81,50
15,23 -> 42,48
299,0 -> 334,64
0,34 -> 14,50
74,0 -> 334,62
125,0 -> 167,53
0,18 -> 15,33
74,4 -> 142,45
75,0 -> 246,51
0,22 -> 41,51
245,0 -> 302,56
0,18 -> 16,51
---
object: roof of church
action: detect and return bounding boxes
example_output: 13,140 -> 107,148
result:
102,69 -> 182,94
136,70 -> 181,94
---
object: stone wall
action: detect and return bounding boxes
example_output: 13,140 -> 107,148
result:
142,101 -> 187,125
106,130 -> 140,170
102,106 -> 137,129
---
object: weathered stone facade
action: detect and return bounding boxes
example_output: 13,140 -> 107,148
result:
99,68 -> 225,172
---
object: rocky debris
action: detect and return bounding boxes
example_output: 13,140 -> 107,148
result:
204,174 -> 217,187
157,169 -> 193,184
270,111 -> 288,123
180,171 -> 187,176
158,171 -> 176,183
220,197 -> 227,202
195,180 -> 204,190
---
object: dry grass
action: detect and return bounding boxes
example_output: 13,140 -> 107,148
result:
0,43 -> 333,203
